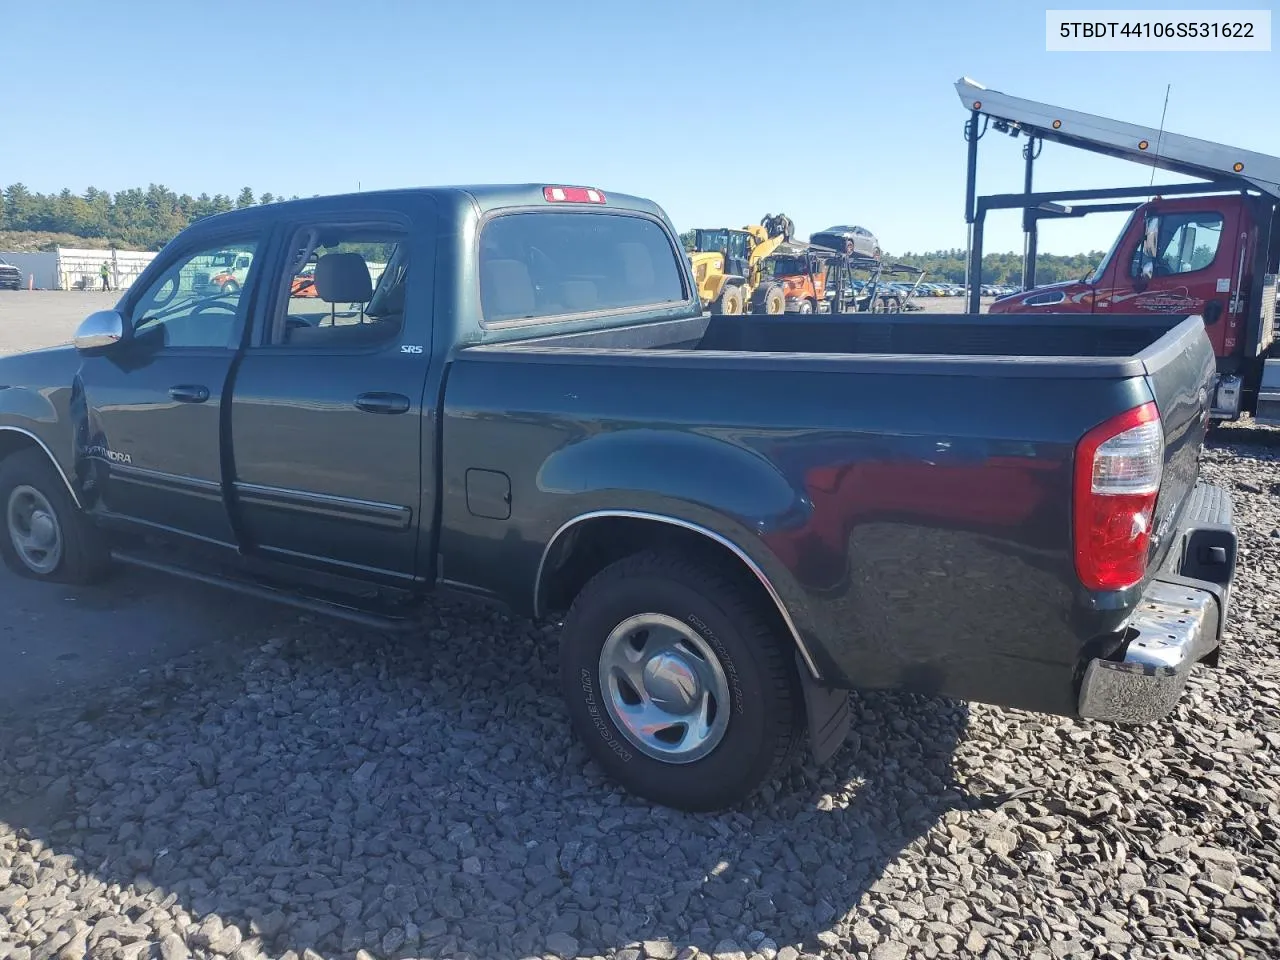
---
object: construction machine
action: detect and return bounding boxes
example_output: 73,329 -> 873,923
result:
687,214 -> 794,314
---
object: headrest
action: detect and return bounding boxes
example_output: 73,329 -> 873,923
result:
559,280 -> 597,311
616,242 -> 656,295
480,258 -> 535,319
314,253 -> 372,303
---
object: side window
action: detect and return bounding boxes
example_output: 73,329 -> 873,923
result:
1156,213 -> 1224,275
266,225 -> 409,348
479,212 -> 686,324
129,239 -> 259,349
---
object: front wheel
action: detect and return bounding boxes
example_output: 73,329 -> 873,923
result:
0,449 -> 111,584
559,550 -> 803,811
712,284 -> 744,315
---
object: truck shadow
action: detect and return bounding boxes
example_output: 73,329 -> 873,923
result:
0,600 -> 972,959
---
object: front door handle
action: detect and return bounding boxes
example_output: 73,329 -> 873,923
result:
354,392 -> 410,415
169,384 -> 210,403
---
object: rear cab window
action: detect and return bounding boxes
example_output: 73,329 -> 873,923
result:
479,211 -> 687,324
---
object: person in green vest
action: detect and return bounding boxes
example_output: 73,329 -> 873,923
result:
99,261 -> 111,292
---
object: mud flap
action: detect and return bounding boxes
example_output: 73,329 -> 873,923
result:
797,652 -> 851,764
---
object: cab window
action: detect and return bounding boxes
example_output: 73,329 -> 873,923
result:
479,211 -> 686,324
1155,213 -> 1224,275
265,225 -> 410,348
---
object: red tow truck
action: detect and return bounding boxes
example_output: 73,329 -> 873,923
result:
956,77 -> 1279,427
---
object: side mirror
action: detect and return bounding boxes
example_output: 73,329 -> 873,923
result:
1129,246 -> 1154,286
74,309 -> 127,353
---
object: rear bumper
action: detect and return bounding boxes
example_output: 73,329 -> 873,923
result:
1077,482 -> 1235,724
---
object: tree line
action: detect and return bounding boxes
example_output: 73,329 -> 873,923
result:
1,183 -> 294,251
891,248 -> 1106,285
3,184 -> 1107,284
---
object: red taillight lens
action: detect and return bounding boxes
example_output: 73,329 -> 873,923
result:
543,186 -> 606,204
1073,401 -> 1164,591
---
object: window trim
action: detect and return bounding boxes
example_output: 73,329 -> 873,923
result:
475,206 -> 696,331
123,229 -> 266,353
252,216 -> 413,354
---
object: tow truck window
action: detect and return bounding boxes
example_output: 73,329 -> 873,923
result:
479,211 -> 686,324
765,256 -> 810,277
1156,213 -> 1224,275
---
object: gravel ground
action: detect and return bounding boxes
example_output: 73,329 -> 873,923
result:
0,424 -> 1278,960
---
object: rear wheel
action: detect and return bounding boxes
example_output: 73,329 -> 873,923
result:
753,283 -> 785,315
0,450 -> 110,584
559,549 -> 803,812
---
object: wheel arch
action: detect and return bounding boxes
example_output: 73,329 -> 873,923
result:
535,509 -> 821,681
0,427 -> 81,508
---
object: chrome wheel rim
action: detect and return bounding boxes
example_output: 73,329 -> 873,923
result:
598,613 -> 732,764
7,484 -> 63,575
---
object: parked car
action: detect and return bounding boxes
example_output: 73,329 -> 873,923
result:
0,258 -> 21,291
809,225 -> 882,260
0,184 -> 1236,812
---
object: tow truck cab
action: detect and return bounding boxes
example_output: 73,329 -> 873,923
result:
958,77 -> 1280,426
989,192 -> 1279,421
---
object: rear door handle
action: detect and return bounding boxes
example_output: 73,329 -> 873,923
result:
354,392 -> 410,415
169,384 -> 210,403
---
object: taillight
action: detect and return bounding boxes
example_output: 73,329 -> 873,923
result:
543,186 -> 606,204
1073,401 -> 1164,591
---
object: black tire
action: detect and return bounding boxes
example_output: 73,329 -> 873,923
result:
0,449 -> 111,585
753,284 -> 785,315
712,284 -> 744,316
797,298 -> 814,315
221,280 -> 240,295
559,549 -> 803,812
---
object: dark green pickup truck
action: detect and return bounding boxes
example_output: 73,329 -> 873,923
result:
0,184 -> 1237,811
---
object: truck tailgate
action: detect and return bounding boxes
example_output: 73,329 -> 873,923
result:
1141,317 -> 1217,577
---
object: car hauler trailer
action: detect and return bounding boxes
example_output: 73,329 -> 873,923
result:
955,77 -> 1280,426
761,244 -> 926,314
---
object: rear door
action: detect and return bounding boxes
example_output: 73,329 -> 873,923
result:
226,199 -> 436,584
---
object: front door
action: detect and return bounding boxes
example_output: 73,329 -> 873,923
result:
1094,200 -> 1243,358
76,230 -> 268,546
725,230 -> 750,279
226,207 -> 434,584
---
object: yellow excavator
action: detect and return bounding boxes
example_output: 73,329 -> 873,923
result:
687,213 -> 794,314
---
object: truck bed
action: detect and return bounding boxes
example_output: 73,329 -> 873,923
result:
443,311 -> 1215,719
475,311 -> 1200,377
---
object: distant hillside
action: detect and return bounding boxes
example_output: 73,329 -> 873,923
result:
892,248 -> 1107,286
2,182 -> 292,252
0,231 -> 134,253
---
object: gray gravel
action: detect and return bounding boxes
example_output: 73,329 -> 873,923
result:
1,422 -> 1278,960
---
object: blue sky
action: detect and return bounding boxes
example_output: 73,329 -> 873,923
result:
3,0 -> 1275,256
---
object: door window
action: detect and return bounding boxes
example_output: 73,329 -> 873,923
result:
129,239 -> 259,348
266,225 -> 409,348
1154,213 -> 1223,275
